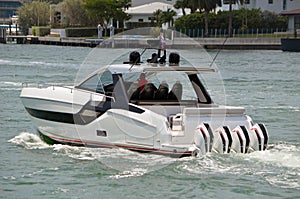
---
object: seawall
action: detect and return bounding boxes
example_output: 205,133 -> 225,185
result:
5,36 -> 281,50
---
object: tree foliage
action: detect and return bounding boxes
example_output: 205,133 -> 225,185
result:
17,1 -> 50,34
175,8 -> 288,33
228,0 -> 244,36
82,0 -> 130,27
153,8 -> 177,27
174,0 -> 221,36
59,0 -> 92,27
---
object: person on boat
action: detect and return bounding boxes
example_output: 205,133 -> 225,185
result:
137,73 -> 148,91
169,52 -> 180,66
128,73 -> 148,100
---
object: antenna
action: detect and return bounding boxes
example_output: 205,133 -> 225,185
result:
209,36 -> 228,68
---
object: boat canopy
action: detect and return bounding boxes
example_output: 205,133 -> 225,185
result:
105,64 -> 217,75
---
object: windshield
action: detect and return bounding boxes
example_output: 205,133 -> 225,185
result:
77,71 -> 113,93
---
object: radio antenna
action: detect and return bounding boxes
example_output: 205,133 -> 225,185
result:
209,36 -> 228,68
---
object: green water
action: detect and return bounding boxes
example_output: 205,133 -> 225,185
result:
0,44 -> 299,198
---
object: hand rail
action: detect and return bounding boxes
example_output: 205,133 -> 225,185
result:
21,82 -> 115,101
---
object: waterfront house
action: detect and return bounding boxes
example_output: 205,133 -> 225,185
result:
0,0 -> 29,24
281,8 -> 300,32
220,0 -> 300,13
125,2 -> 188,29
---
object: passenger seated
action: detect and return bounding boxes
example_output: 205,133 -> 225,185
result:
155,81 -> 169,100
128,82 -> 140,100
139,83 -> 157,100
137,73 -> 148,91
169,52 -> 180,66
168,81 -> 182,101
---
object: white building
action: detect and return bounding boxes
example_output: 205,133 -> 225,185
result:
126,2 -> 173,23
125,2 -> 189,28
131,0 -> 175,7
220,0 -> 300,13
281,8 -> 300,31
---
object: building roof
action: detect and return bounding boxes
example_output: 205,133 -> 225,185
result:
281,8 -> 300,15
126,2 -> 174,14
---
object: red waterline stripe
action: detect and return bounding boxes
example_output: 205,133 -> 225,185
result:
47,134 -> 191,155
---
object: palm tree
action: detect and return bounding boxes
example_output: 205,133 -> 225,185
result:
174,0 -> 221,36
162,8 -> 177,27
228,0 -> 244,37
200,0 -> 222,37
153,9 -> 163,26
174,0 -> 188,16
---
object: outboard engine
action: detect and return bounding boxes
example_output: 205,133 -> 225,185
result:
193,123 -> 269,155
250,123 -> 269,151
195,123 -> 211,154
212,126 -> 230,154
231,126 -> 250,153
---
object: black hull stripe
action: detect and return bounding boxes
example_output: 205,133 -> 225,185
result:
26,108 -> 75,124
25,101 -> 144,125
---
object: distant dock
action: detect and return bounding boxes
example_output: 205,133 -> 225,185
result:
2,35 -> 282,50
5,35 -> 102,47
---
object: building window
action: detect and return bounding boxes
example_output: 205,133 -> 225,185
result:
283,0 -> 286,10
295,16 -> 300,29
138,19 -> 143,22
223,0 -> 250,5
268,0 -> 273,4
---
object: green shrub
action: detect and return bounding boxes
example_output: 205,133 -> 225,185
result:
32,26 -> 50,36
65,27 -> 97,37
175,8 -> 288,31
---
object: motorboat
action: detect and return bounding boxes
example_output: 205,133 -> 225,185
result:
20,47 -> 269,157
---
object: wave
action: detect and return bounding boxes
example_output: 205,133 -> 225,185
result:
0,81 -> 74,91
0,59 -> 80,69
249,143 -> 300,168
247,105 -> 300,112
178,142 -> 300,190
0,59 -> 12,63
8,132 -> 300,185
8,132 -> 51,150
1,81 -> 22,87
8,132 -> 177,178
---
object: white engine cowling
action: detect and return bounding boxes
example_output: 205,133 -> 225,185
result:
193,123 -> 269,155
212,126 -> 230,154
194,123 -> 210,155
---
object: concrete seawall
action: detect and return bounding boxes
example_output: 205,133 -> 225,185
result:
195,38 -> 281,50
4,36 -> 282,50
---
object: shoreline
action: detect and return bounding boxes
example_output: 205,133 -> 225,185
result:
4,36 -> 282,50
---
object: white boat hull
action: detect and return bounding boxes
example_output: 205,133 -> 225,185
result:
21,86 -> 268,157
20,49 -> 269,157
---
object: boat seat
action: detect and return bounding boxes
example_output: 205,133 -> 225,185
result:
168,81 -> 182,101
155,82 -> 169,100
128,82 -> 140,100
139,83 -> 157,100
